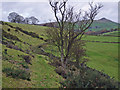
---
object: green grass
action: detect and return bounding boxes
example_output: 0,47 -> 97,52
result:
2,22 -> 63,88
2,24 -> 45,46
76,20 -> 118,32
2,21 -> 119,88
7,22 -> 47,38
2,53 -> 63,88
102,30 -> 120,36
82,35 -> 119,42
43,35 -> 119,81
2,74 -> 33,88
2,52 -> 33,88
86,42 -> 118,81
30,55 -> 63,88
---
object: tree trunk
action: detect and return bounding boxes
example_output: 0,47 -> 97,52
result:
76,56 -> 80,68
61,46 -> 64,68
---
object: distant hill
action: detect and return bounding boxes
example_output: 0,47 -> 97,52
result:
97,18 -> 117,23
38,18 -> 118,32
87,18 -> 118,32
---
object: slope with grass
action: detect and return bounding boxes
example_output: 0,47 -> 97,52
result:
82,35 -> 119,42
1,21 -> 119,88
86,42 -> 118,81
76,18 -> 118,32
102,30 -> 120,37
1,21 -> 63,88
43,34 -> 119,81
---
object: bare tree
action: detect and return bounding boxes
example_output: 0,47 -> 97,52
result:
47,0 -> 103,68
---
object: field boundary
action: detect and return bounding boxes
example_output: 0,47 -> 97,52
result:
83,40 -> 120,44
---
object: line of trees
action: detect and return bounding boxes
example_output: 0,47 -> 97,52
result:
8,12 -> 39,24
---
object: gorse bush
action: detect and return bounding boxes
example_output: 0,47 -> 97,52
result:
61,65 -> 119,88
3,68 -> 31,81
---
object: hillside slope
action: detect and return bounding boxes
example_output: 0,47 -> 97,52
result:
1,21 -> 63,88
83,18 -> 118,32
1,21 -> 119,88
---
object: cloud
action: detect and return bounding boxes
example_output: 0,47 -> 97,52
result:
0,3 -> 2,20
95,2 -> 118,22
1,1 -> 118,23
1,0 -> 119,2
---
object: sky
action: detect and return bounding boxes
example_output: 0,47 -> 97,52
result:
0,0 -> 119,24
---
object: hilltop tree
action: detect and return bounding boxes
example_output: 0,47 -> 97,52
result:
47,0 -> 103,68
8,12 -> 24,23
24,17 -> 30,24
8,12 -> 18,22
28,16 -> 39,24
15,15 -> 24,23
8,12 -> 39,24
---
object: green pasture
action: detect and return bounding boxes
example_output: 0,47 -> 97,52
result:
1,21 -> 119,88
85,42 -> 118,81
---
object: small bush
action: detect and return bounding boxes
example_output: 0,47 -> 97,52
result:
3,68 -> 30,81
15,29 -> 18,32
4,49 -> 7,54
0,21 -> 5,25
49,60 -> 62,67
8,28 -> 10,31
22,55 -> 31,64
19,62 -> 29,69
55,66 -> 67,78
2,51 -> 12,61
6,44 -> 24,52
39,37 -> 44,40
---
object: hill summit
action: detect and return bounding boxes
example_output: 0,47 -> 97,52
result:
97,17 -> 116,23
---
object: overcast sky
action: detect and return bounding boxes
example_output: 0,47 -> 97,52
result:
0,0 -> 119,24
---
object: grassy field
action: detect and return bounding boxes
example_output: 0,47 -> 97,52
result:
82,35 -> 119,42
102,31 -> 120,37
1,21 -> 119,88
85,42 -> 118,81
44,35 -> 119,81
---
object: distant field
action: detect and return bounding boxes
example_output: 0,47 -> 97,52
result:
85,42 -> 118,81
82,35 -> 119,42
102,31 -> 120,36
45,35 -> 119,81
82,34 -> 119,81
